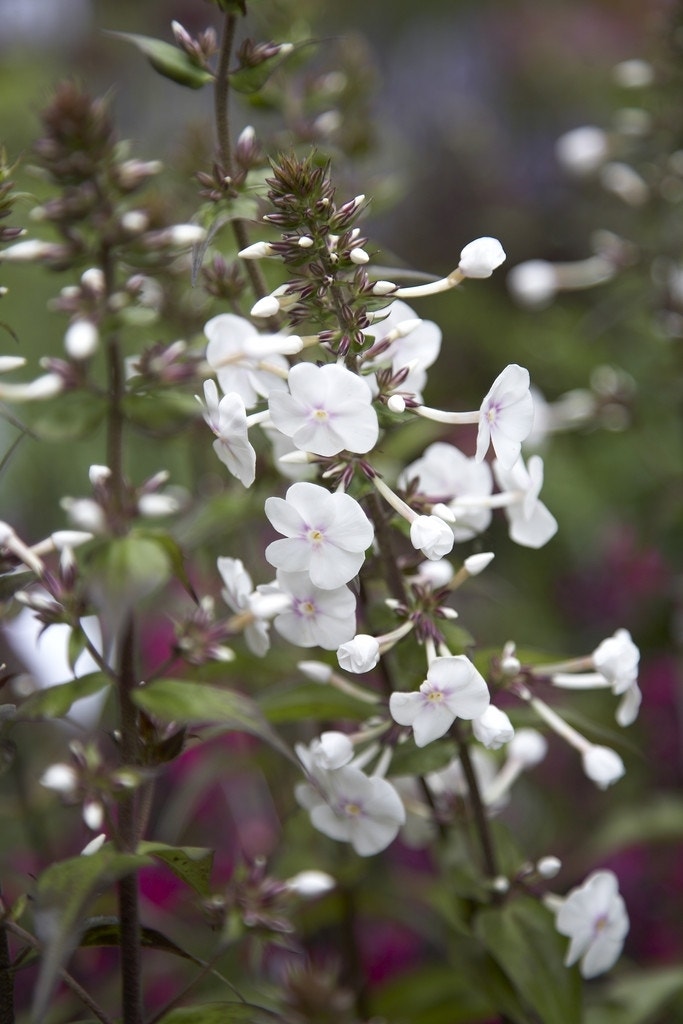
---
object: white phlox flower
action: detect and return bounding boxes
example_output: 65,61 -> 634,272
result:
400,442 -> 493,541
296,759 -> 405,856
217,557 -> 274,656
553,870 -> 629,978
264,482 -> 374,589
492,454 -> 558,549
269,362 -> 379,457
592,629 -> 640,695
549,629 -> 641,727
197,380 -> 256,488
305,731 -> 355,771
477,364 -> 535,469
390,655 -> 490,747
555,126 -> 610,176
205,313 -> 299,409
272,570 -> 356,650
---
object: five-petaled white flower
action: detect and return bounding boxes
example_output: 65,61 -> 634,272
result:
273,570 -> 356,650
390,655 -> 490,746
554,870 -> 629,978
197,380 -> 256,487
205,313 -> 299,410
264,482 -> 374,589
217,556 -> 276,656
492,454 -> 558,549
296,761 -> 405,856
476,364 -> 535,469
269,362 -> 379,457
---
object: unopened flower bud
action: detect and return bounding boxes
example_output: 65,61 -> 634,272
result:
507,260 -> 558,308
298,660 -> 333,684
251,295 -> 281,318
89,464 -> 111,487
556,126 -> 609,175
238,241 -> 275,259
297,235 -> 314,248
286,869 -> 336,898
387,394 -> 406,413
0,357 -> 26,374
464,552 -> 495,576
509,728 -> 547,767
80,267 -> 105,294
40,764 -> 78,795
458,237 -> 506,279
137,493 -> 180,518
582,744 -> 625,789
121,210 -> 150,235
537,855 -> 562,879
337,634 -> 380,674
65,319 -> 99,360
81,833 -> 107,856
349,247 -> 369,265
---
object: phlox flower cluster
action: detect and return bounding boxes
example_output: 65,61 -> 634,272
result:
183,196 -> 635,976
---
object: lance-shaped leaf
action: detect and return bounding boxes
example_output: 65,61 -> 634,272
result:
229,44 -> 294,94
79,915 -> 203,962
475,896 -> 582,1024
157,1003 -> 281,1024
132,678 -> 296,765
31,848 -> 151,1024
86,533 -> 172,640
138,841 -> 214,897
106,32 -> 214,89
16,672 -> 111,721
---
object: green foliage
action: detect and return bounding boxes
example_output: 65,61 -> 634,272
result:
15,671 -> 110,720
106,32 -> 215,89
132,677 -> 296,764
475,896 -> 583,1024
259,681 -> 375,722
31,848 -> 151,1024
156,1003 -> 281,1024
137,841 -> 215,897
585,967 -> 683,1024
26,391 -> 107,442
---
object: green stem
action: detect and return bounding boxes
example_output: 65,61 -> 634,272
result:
0,888 -> 14,1024
117,619 -> 144,1024
453,723 -> 499,883
215,11 -> 268,302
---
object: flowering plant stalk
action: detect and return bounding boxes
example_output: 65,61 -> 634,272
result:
0,3 -> 660,1024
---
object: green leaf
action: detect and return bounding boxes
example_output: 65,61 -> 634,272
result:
585,966 -> 683,1024
138,841 -> 214,897
79,916 -> 202,962
259,682 -> 373,723
106,32 -> 214,89
388,738 -> 456,777
475,897 -> 582,1024
372,964 -> 497,1024
31,849 -> 150,1024
26,391 -> 106,442
132,678 -> 296,765
16,672 -> 110,720
157,1004 -> 281,1024
229,47 -> 294,95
